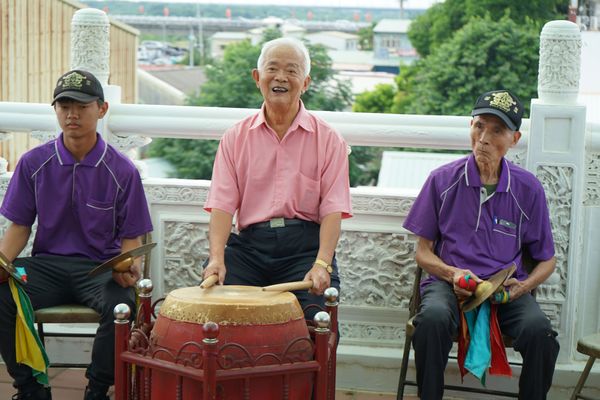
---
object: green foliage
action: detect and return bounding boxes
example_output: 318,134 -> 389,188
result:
408,0 -> 568,57
194,41 -> 264,109
352,64 -> 417,115
357,23 -> 375,51
149,33 -> 353,180
177,48 -> 212,67
408,1 -> 466,58
261,27 -> 284,44
81,1 -> 425,21
407,15 -> 540,117
352,84 -> 396,113
349,147 -> 383,187
147,139 -> 219,179
303,43 -> 353,112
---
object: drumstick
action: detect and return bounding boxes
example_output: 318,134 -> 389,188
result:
262,281 -> 313,292
200,274 -> 219,289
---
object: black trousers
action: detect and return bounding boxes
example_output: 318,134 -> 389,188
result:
412,280 -> 559,400
217,220 -> 341,320
0,255 -> 135,392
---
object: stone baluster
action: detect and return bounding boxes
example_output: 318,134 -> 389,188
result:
528,20 -> 589,363
70,9 -> 151,164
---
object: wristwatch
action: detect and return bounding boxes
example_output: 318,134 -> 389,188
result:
314,259 -> 333,274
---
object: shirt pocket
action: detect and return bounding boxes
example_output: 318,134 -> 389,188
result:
297,172 -> 320,217
83,199 -> 115,236
491,225 -> 519,260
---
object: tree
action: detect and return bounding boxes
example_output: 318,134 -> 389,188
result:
302,43 -> 353,112
149,33 -> 353,180
357,23 -> 375,51
408,0 -> 568,57
407,15 -> 540,117
189,40 -> 264,109
353,84 -> 396,114
352,64 -> 418,114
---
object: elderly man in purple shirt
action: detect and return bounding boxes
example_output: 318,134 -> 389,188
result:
403,90 -> 559,400
0,70 -> 153,400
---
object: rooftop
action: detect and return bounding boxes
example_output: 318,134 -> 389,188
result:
373,19 -> 412,34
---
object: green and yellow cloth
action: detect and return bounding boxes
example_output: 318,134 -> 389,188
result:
8,274 -> 49,386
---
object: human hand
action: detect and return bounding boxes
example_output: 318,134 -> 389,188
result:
502,278 -> 529,302
203,259 -> 227,285
304,264 -> 330,296
452,269 -> 482,300
112,262 -> 141,288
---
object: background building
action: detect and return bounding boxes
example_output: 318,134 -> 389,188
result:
0,0 -> 138,169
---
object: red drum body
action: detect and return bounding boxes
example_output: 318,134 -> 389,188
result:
150,285 -> 313,399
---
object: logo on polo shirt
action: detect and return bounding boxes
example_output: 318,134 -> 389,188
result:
60,72 -> 86,90
486,92 -> 519,115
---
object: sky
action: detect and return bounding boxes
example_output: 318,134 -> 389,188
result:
110,0 -> 440,9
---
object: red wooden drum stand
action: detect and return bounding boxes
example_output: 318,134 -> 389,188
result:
114,279 -> 339,400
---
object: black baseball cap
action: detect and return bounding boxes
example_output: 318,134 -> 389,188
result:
471,90 -> 524,131
51,69 -> 104,105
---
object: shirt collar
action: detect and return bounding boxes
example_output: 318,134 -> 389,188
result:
464,153 -> 511,192
55,133 -> 107,167
249,100 -> 313,134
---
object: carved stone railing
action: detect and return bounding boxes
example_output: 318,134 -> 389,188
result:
0,11 -> 598,393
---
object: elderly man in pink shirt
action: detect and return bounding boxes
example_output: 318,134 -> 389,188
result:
203,37 -> 352,316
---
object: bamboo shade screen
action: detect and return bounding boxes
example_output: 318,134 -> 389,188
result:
0,0 -> 138,170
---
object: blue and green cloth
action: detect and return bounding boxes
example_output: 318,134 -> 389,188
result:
458,300 -> 512,386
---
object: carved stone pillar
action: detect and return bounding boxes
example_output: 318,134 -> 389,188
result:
71,8 -> 110,85
528,20 -> 588,363
69,9 -> 150,164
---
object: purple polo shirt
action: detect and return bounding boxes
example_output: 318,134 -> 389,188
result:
0,133 -> 153,262
403,154 -> 555,287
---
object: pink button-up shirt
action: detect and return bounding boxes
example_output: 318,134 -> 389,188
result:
205,102 -> 352,230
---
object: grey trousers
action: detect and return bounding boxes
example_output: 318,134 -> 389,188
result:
412,280 -> 559,400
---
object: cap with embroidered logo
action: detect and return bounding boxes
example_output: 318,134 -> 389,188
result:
51,69 -> 104,105
471,90 -> 524,131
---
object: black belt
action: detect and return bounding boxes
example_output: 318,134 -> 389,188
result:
246,218 -> 316,230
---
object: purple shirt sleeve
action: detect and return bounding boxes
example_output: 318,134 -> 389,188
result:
0,157 -> 37,226
403,173 -> 441,241
115,168 -> 153,239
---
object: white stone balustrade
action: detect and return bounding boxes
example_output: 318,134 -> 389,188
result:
0,12 -> 598,397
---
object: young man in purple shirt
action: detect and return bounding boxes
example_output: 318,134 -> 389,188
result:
0,70 -> 153,400
403,90 -> 559,400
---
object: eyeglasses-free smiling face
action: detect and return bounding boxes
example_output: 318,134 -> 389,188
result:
252,44 -> 311,109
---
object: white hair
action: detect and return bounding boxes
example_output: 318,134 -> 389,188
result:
256,37 -> 311,77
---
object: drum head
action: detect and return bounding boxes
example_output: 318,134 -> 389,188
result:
160,285 -> 305,325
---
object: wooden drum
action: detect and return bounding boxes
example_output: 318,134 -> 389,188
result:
150,285 -> 313,399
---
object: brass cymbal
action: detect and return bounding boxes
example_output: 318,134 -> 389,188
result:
87,243 -> 156,277
0,249 -> 27,285
461,264 -> 516,313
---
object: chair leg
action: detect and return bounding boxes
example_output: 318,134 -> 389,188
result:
396,332 -> 413,400
570,356 -> 596,400
37,322 -> 45,346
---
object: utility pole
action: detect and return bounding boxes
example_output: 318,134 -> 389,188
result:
197,4 -> 204,64
399,0 -> 404,19
188,27 -> 195,67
